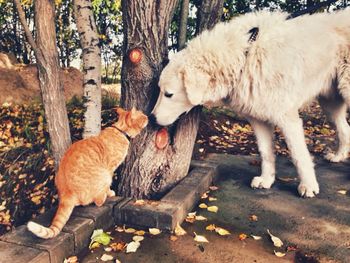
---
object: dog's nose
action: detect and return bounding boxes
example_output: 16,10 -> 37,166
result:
148,114 -> 159,127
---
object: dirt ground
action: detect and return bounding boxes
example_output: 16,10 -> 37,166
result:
80,154 -> 350,263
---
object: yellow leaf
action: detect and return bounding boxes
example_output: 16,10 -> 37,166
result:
124,228 -> 136,234
195,215 -> 207,221
134,230 -> 145,236
337,190 -> 347,195
274,251 -> 286,257
134,199 -> 145,206
174,223 -> 187,236
238,233 -> 247,240
216,228 -> 231,236
251,235 -> 262,240
267,229 -> 283,247
201,192 -> 209,199
207,206 -> 218,213
149,228 -> 161,235
199,203 -> 208,209
100,254 -> 114,261
63,256 -> 78,263
208,197 -> 217,201
206,224 -> 216,231
126,241 -> 140,253
89,242 -> 100,249
31,196 -> 41,205
193,232 -> 209,243
249,215 -> 258,221
132,236 -> 144,242
170,235 -> 178,242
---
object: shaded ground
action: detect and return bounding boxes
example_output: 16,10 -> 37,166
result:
0,99 -> 348,236
80,154 -> 350,263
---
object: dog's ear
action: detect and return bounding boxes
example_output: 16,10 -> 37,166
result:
181,67 -> 210,106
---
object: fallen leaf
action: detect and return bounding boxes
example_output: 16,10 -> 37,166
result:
277,177 -> 296,183
63,256 -> 78,263
201,192 -> 209,199
31,195 -> 41,205
207,206 -> 218,213
134,230 -> 145,236
195,215 -> 207,221
134,199 -> 145,206
89,229 -> 112,249
208,197 -> 217,201
193,232 -> 209,243
133,236 -> 144,242
251,235 -> 262,240
126,241 -> 140,253
89,242 -> 100,249
238,233 -> 247,240
124,228 -> 136,234
216,227 -> 231,236
115,226 -> 124,232
101,254 -> 114,261
209,186 -> 219,191
199,203 -> 208,209
337,190 -> 347,195
104,247 -> 112,252
186,212 -> 197,223
249,215 -> 258,221
149,228 -> 161,235
110,242 -> 126,252
267,229 -> 283,248
170,235 -> 178,242
116,260 -> 121,263
206,224 -> 216,231
174,223 -> 187,236
274,250 -> 286,257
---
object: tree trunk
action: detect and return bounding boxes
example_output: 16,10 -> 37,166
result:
73,0 -> 102,138
196,0 -> 225,34
117,0 -> 224,199
13,0 -> 71,166
177,0 -> 189,51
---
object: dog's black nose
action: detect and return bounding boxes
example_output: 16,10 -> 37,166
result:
148,113 -> 159,128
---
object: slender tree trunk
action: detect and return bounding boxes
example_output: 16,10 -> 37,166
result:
117,0 -> 224,199
177,0 -> 189,51
196,0 -> 225,34
13,0 -> 71,166
73,0 -> 102,138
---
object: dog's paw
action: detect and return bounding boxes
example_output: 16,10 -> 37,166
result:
298,181 -> 319,198
251,176 -> 274,189
325,152 -> 348,163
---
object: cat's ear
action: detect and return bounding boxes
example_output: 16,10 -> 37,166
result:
116,107 -> 125,115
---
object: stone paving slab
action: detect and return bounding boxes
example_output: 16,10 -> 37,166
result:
0,240 -> 50,263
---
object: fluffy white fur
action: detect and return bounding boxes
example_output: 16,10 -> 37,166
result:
152,10 -> 350,197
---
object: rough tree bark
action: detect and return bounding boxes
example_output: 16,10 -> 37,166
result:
177,0 -> 190,51
196,0 -> 225,34
117,0 -> 224,199
73,0 -> 102,138
13,0 -> 71,166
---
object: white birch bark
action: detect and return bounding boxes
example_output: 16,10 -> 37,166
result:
73,0 -> 102,138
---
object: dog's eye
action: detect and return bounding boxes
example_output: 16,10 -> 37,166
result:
164,92 -> 173,98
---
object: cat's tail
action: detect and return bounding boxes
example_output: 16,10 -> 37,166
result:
27,200 -> 74,239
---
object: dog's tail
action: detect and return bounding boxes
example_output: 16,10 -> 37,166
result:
27,199 -> 74,239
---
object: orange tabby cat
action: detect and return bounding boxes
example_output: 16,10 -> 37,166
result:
27,107 -> 148,239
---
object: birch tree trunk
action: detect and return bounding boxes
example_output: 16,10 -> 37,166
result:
73,0 -> 102,138
13,0 -> 71,167
177,0 -> 189,51
117,0 -> 224,199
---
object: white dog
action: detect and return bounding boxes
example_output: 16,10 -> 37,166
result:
151,10 -> 350,198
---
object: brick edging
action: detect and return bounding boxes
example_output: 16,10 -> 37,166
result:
0,160 -> 219,263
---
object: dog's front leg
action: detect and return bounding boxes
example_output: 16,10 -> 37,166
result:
248,118 -> 276,189
278,113 -> 319,198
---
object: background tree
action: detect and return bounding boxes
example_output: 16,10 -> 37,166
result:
117,0 -> 225,198
13,0 -> 71,165
73,0 -> 102,138
177,0 -> 190,50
